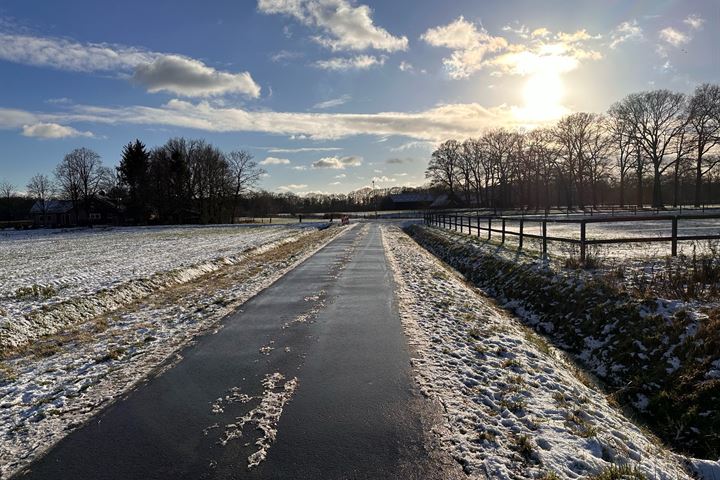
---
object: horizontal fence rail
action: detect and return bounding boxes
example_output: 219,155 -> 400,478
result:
423,211 -> 720,261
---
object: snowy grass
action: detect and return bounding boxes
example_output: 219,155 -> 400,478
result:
0,225 -> 350,478
405,224 -> 720,463
0,224 -> 312,350
382,225 -> 690,479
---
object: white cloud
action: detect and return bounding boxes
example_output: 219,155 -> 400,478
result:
312,155 -> 362,168
269,146 -> 342,153
334,173 -> 346,178
421,16 -> 508,79
390,141 -> 435,152
398,61 -> 414,72
659,27 -> 690,47
313,95 -> 351,109
278,183 -> 308,191
291,165 -> 308,170
609,20 -> 643,49
260,156 -> 291,165
531,27 -> 551,38
270,49 -> 304,62
133,55 -> 260,98
314,54 -> 386,71
0,32 -> 152,71
421,18 -> 601,79
257,0 -> 408,52
2,99 -> 526,143
385,157 -> 415,164
372,175 -> 396,183
46,97 -> 73,105
684,14 -> 705,30
0,31 -> 260,98
21,123 -> 94,139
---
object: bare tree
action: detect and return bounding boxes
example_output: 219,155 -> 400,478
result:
616,90 -> 687,208
227,150 -> 264,223
0,180 -> 14,201
426,140 -> 461,199
463,138 -> 486,207
607,104 -> 637,207
26,174 -> 53,225
553,113 -> 605,209
482,130 -> 519,209
687,83 -> 720,206
55,147 -> 109,225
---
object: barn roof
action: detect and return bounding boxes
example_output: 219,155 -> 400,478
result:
30,199 -> 74,214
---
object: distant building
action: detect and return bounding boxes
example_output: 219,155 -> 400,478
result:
30,196 -> 123,227
389,193 -> 435,210
429,193 -> 463,209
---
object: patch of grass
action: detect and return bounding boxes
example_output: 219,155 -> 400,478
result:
540,471 -> 561,480
589,464 -> 646,480
565,410 -> 599,438
501,358 -> 522,369
499,397 -> 527,413
523,328 -> 552,356
97,346 -> 126,363
0,362 -> 17,383
467,327 -> 482,340
476,430 -> 497,443
511,434 -> 535,462
14,284 -> 57,300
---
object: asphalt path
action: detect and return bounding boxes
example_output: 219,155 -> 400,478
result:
17,223 -> 461,480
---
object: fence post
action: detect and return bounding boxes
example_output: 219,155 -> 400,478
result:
671,216 -> 678,256
501,219 -> 506,244
542,220 -> 547,258
580,220 -> 587,263
454,215 -> 458,232
488,218 -> 492,240
519,219 -> 524,251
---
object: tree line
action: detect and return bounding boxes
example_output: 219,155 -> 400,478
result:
426,84 -> 720,210
18,138 -> 265,225
5,137 -> 422,225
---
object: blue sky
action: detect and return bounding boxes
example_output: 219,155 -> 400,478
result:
0,0 -> 717,194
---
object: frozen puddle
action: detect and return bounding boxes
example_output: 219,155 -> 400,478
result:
215,372 -> 299,469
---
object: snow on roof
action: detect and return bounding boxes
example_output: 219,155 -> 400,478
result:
29,200 -> 74,214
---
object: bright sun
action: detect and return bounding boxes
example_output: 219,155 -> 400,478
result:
517,72 -> 567,123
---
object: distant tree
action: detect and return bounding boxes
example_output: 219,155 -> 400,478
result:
607,104 -> 637,207
0,180 -> 14,200
26,174 -> 53,224
687,83 -> 720,206
55,147 -> 110,225
426,140 -> 461,199
615,90 -> 688,208
227,150 -> 264,223
481,130 -> 520,209
118,139 -> 150,222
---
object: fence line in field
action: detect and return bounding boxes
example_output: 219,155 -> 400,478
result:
423,211 -> 720,261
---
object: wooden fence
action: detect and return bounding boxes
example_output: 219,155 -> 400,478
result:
423,212 -> 720,261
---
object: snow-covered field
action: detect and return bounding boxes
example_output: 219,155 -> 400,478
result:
0,225 -> 317,349
0,224 -> 349,478
382,225 -> 692,479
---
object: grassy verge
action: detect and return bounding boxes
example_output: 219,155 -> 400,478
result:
406,224 -> 720,459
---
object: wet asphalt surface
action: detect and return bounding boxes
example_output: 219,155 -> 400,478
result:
17,223 -> 462,480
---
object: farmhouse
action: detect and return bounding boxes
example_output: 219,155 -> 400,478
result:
30,196 -> 123,227
388,193 -> 435,210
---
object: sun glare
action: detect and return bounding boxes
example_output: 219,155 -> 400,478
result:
516,72 -> 568,123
